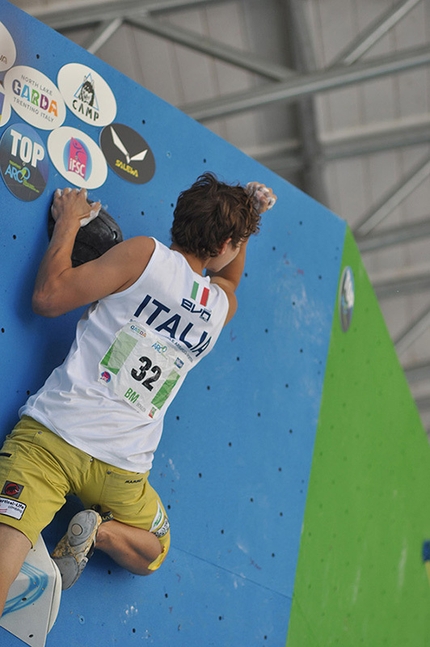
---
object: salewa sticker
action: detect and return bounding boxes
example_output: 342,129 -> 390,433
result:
4,65 -> 66,130
0,123 -> 49,201
1,481 -> 24,499
47,126 -> 107,189
100,123 -> 155,184
0,22 -> 17,73
0,496 -> 26,520
57,63 -> 117,126
0,86 -> 11,127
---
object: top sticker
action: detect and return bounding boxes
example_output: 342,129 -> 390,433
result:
4,65 -> 66,130
0,22 -> 17,73
57,63 -> 117,127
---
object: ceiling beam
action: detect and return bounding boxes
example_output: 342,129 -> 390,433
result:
126,14 -> 296,81
413,394 -> 430,412
353,153 -> 430,237
323,118 -> 430,160
82,18 -> 123,54
357,215 -> 430,252
394,305 -> 430,356
25,0 -> 231,30
249,117 -> 430,170
404,361 -> 430,383
330,0 -> 423,66
180,45 -> 430,121
372,264 -> 430,299
285,0 -> 328,206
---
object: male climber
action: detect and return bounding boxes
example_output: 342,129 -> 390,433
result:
0,172 -> 276,615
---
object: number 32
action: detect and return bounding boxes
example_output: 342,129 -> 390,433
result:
131,356 -> 161,390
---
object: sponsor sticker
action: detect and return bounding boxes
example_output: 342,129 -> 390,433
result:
100,123 -> 155,184
1,481 -> 24,498
4,65 -> 66,130
0,123 -> 49,201
57,63 -> 117,126
0,496 -> 26,520
47,126 -> 108,189
0,86 -> 12,127
0,22 -> 17,73
150,502 -> 170,538
154,517 -> 170,539
150,502 -> 164,533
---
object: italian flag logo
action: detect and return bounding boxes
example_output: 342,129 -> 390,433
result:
191,281 -> 209,307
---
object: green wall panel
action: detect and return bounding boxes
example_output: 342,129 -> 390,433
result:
286,227 -> 430,646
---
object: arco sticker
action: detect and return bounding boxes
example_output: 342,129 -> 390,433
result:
57,63 -> 117,127
3,65 -> 66,130
0,22 -> 17,73
48,126 -> 108,189
0,123 -> 49,201
100,123 -> 156,184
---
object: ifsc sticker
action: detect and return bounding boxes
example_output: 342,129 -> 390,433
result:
339,266 -> 355,332
0,22 -> 17,73
0,123 -> 49,201
3,65 -> 66,130
48,126 -> 108,189
57,63 -> 117,127
100,123 -> 155,184
0,86 -> 12,127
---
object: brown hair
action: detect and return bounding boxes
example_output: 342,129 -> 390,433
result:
171,172 -> 260,259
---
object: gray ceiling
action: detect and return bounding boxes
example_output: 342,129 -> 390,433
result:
10,0 -> 430,432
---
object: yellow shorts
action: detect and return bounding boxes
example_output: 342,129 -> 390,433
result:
0,416 -> 170,571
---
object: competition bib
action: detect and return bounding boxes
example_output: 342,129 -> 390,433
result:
99,320 -> 192,419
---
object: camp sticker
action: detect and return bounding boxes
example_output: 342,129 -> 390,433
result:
0,22 -> 17,73
48,126 -> 108,189
57,63 -> 117,127
3,65 -> 66,130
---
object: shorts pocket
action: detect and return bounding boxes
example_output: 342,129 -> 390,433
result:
98,468 -> 148,513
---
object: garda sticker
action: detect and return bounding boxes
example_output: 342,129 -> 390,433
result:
0,22 -> 17,73
0,123 -> 48,201
48,126 -> 108,189
100,123 -> 156,184
0,496 -> 26,520
4,65 -> 66,130
57,63 -> 117,127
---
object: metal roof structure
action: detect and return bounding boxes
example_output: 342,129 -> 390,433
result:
10,0 -> 430,432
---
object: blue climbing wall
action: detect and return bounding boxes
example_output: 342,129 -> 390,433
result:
0,2 -> 346,644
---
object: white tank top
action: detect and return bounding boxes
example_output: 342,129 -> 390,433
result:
21,239 -> 228,472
